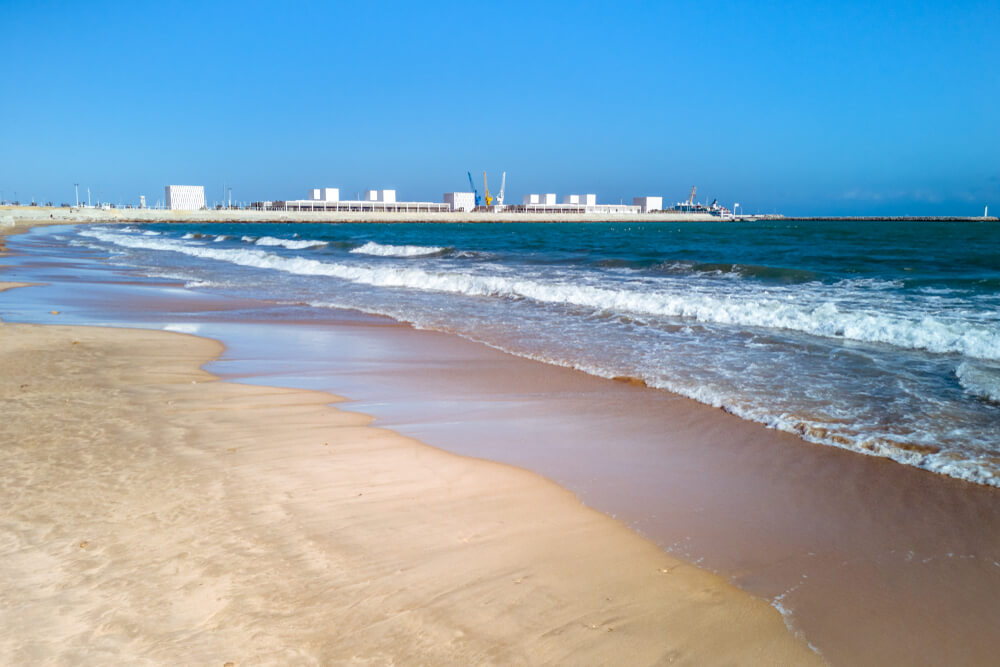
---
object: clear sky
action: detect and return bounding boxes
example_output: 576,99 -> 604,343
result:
2,0 -> 997,215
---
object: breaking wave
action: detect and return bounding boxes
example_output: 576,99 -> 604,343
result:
956,362 -> 1000,404
252,236 -> 327,249
79,228 -> 1000,361
350,241 -> 448,257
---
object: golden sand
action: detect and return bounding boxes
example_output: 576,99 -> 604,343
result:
0,322 -> 819,664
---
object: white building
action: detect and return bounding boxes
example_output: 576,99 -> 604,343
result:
269,186 -> 449,213
165,185 -> 206,211
633,196 -> 663,213
364,189 -> 396,203
444,192 -> 476,212
308,187 -> 340,202
515,192 -> 639,215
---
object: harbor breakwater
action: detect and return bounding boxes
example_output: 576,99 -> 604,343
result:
1,206 -> 723,224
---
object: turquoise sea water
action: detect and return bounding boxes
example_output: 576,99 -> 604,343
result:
71,220 -> 1000,486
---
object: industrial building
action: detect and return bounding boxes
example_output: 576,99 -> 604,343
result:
514,192 -> 639,215
443,192 -> 476,212
242,181 -> 692,217
633,196 -> 663,213
264,188 -> 450,213
165,185 -> 206,211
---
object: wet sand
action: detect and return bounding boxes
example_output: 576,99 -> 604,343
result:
0,321 -> 818,664
0,228 -> 821,662
4,222 -> 1000,665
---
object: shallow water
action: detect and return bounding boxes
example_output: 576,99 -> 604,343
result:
4,224 -> 1000,665
70,220 -> 1000,486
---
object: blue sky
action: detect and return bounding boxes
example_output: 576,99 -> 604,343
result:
1,0 -> 997,215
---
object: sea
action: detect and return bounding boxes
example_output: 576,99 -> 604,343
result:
69,220 -> 1000,487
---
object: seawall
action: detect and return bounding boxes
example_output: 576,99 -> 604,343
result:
1,206 -> 723,224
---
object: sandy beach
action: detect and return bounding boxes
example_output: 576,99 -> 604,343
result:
5,218 -> 1000,665
0,230 -> 818,663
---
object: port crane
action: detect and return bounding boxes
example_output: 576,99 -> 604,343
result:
466,172 -> 482,207
496,171 -> 506,207
688,186 -> 697,206
469,170 -> 506,209
483,171 -> 493,207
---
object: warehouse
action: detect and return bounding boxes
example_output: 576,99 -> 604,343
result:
263,188 -> 451,213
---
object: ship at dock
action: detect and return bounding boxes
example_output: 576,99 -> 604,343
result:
668,186 -> 733,217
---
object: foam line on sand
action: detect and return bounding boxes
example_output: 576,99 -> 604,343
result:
0,322 -> 818,664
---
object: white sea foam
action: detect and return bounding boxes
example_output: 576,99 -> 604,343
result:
79,228 -> 1000,362
213,235 -> 228,242
142,230 -> 161,236
956,362 -> 1000,404
350,241 -> 447,257
302,294 -> 1000,488
254,236 -> 327,249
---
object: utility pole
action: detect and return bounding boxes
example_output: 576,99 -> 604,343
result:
75,183 -> 80,207
228,187 -> 232,209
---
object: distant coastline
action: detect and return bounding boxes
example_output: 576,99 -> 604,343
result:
789,216 -> 999,222
1,205 -> 996,225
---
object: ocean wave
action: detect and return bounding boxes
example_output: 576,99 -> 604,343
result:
78,229 -> 1000,360
350,241 -> 448,257
213,235 -> 228,242
253,236 -> 327,249
956,362 -> 1000,404
306,297 -> 1000,488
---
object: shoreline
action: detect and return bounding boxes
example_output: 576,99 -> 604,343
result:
2,204 -> 724,224
0,318 -> 818,663
4,205 -> 996,225
0,219 -> 821,662
5,219 -> 1000,665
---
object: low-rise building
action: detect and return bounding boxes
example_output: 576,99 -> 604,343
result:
263,187 -> 450,213
633,196 -> 663,213
515,192 -> 638,215
165,185 -> 205,210
444,192 -> 476,212
364,189 -> 396,203
309,188 -> 340,202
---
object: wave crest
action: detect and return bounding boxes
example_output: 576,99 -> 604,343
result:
253,236 -> 327,249
79,229 -> 1000,361
350,241 -> 448,257
956,362 -> 1000,404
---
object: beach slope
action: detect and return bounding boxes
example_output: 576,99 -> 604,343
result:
0,321 -> 818,664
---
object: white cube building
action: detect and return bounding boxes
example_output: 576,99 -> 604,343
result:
364,189 -> 396,203
562,194 -> 581,205
444,192 -> 476,212
633,196 -> 663,213
308,187 -> 340,202
165,185 -> 206,210
523,194 -> 541,205
542,193 -> 557,205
